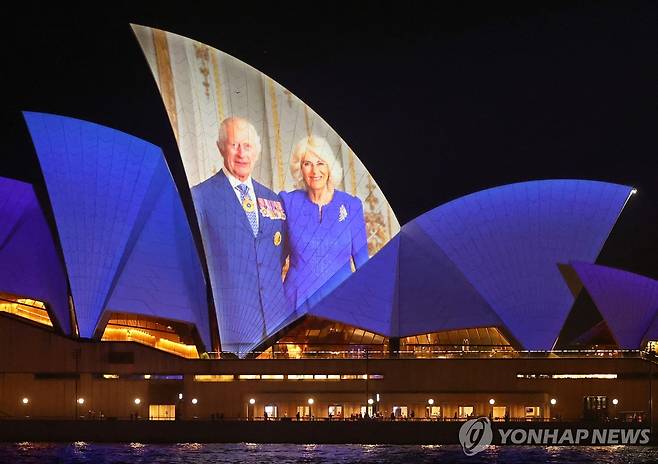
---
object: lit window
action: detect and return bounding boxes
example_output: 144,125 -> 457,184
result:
0,294 -> 52,327
551,374 -> 617,379
328,405 -> 343,417
340,374 -> 368,380
264,405 -> 278,418
517,373 -> 617,379
194,375 -> 234,382
525,406 -> 541,417
149,404 -> 175,421
458,406 -> 474,418
287,374 -> 314,380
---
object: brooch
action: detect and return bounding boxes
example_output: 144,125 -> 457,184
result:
338,204 -> 348,222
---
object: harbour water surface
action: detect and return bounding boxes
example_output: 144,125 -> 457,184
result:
1,442 -> 658,463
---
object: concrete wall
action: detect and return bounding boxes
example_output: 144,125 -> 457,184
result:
1,315 -> 656,423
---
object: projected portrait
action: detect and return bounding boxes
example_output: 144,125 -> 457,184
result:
132,24 -> 400,353
190,116 -> 289,354
281,135 -> 368,312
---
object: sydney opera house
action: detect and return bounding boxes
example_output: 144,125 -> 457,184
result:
1,25 -> 657,425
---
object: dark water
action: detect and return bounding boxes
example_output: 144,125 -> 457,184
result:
1,443 -> 658,464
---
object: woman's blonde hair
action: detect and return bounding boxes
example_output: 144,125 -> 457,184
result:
289,135 -> 343,190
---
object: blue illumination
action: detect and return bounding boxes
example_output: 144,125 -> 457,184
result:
572,262 -> 658,349
191,171 -> 290,354
309,235 -> 400,336
414,180 -> 632,349
0,177 -> 70,333
397,220 -> 504,337
23,112 -> 210,348
312,180 -> 632,349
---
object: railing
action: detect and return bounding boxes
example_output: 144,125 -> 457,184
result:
1,415 -> 647,423
202,348 -> 647,360
640,351 -> 658,364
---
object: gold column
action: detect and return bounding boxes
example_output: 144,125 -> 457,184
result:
304,105 -> 312,138
211,50 -> 225,123
387,205 -> 394,239
152,29 -> 179,142
193,43 -> 211,98
267,78 -> 285,191
348,148 -> 357,196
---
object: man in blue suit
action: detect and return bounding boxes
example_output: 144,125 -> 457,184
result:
191,117 -> 290,355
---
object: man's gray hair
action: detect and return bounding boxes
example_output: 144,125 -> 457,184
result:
218,116 -> 262,157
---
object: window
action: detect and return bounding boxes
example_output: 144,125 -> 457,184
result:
525,406 -> 541,418
516,373 -> 617,379
0,294 -> 52,327
458,406 -> 474,418
583,396 -> 608,421
393,406 -> 408,418
149,404 -> 175,421
328,405 -> 343,418
297,406 -> 310,417
340,374 -> 367,380
194,375 -> 234,382
426,406 -> 441,418
492,406 -> 507,419
133,374 -> 182,380
264,404 -> 278,418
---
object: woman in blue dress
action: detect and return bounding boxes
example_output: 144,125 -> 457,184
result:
280,135 -> 369,312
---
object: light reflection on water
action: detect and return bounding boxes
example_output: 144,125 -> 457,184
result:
0,443 -> 657,463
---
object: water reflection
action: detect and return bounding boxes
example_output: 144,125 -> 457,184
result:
0,443 -> 656,464
178,443 -> 203,451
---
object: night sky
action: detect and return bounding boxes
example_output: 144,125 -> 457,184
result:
3,1 -> 657,277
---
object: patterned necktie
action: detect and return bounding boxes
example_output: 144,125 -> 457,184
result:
236,183 -> 258,236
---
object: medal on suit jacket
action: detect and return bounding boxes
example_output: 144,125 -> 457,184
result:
258,198 -> 286,220
242,197 -> 256,213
